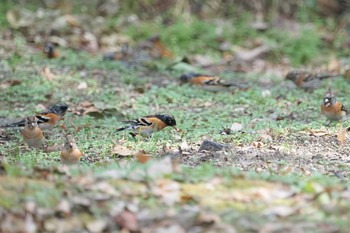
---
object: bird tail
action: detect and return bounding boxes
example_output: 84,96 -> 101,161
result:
1,119 -> 25,128
116,126 -> 128,132
317,73 -> 339,80
103,52 -> 116,61
221,81 -> 249,90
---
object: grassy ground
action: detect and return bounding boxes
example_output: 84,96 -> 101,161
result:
1,4 -> 350,232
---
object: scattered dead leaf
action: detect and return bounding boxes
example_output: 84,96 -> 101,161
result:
327,57 -> 340,73
113,144 -> 135,156
230,122 -> 243,132
234,44 -> 270,62
153,179 -> 180,205
114,209 -> 139,232
41,67 -> 56,80
86,219 -> 107,233
252,141 -> 264,148
77,81 -> 88,89
6,7 -> 35,28
197,211 -> 220,226
337,128 -> 347,146
80,32 -> 99,54
55,199 -> 71,217
303,129 -> 330,137
72,101 -> 121,118
263,206 -> 296,217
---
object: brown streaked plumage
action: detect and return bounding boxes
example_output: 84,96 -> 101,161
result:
320,93 -> 346,121
60,135 -> 83,164
21,116 -> 45,149
286,70 -> 339,90
180,73 -> 245,92
103,44 -> 130,61
3,103 -> 68,130
116,114 -> 177,137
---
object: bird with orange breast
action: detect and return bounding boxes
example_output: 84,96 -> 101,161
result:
180,72 -> 246,92
286,70 -> 339,90
43,42 -> 59,59
2,103 -> 68,130
116,114 -> 177,137
21,116 -> 45,149
60,134 -> 83,164
320,92 -> 347,122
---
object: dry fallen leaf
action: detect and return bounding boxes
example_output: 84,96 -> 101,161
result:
80,32 -> 99,54
77,81 -> 88,89
197,211 -> 221,226
230,122 -> 243,132
72,101 -> 122,118
55,199 -> 71,217
252,141 -> 264,148
6,8 -> 35,28
114,209 -> 139,232
153,179 -> 180,205
327,57 -> 340,73
86,220 -> 107,233
302,129 -> 330,137
263,205 -> 296,217
337,128 -> 348,146
112,144 -> 135,156
41,67 -> 56,80
234,44 -> 270,62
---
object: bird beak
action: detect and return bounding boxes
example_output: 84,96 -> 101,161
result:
31,122 -> 35,127
172,126 -> 179,132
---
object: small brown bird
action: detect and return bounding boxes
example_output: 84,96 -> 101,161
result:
103,44 -> 130,61
116,114 -> 177,137
3,103 -> 68,130
21,116 -> 45,149
43,42 -> 59,59
180,73 -> 245,92
286,70 -> 338,90
60,135 -> 83,164
320,93 -> 347,121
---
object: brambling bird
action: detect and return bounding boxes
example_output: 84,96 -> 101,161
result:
116,114 -> 177,137
3,103 -> 68,130
148,35 -> 174,59
320,93 -> 347,121
21,116 -> 45,149
43,42 -> 59,59
103,44 -> 129,61
180,72 -> 245,92
286,70 -> 338,90
60,135 -> 83,164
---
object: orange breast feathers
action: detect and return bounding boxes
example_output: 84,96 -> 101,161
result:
21,127 -> 43,140
61,149 -> 83,164
294,76 -> 306,87
50,49 -> 60,59
321,101 -> 342,113
42,113 -> 61,124
147,117 -> 167,131
189,76 -> 218,85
